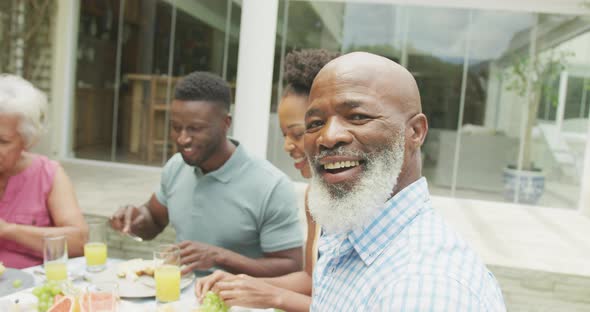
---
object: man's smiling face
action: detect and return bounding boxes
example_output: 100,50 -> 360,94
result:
303,52 -> 428,234
303,68 -> 406,197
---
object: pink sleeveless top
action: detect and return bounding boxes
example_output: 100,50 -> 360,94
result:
0,155 -> 57,268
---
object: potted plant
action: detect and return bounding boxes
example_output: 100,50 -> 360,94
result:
502,49 -> 572,204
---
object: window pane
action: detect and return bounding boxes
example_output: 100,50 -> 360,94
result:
529,15 -> 590,208
73,0 -> 240,166
453,11 -> 536,203
269,0 -> 590,210
403,6 -> 471,198
73,0 -> 123,161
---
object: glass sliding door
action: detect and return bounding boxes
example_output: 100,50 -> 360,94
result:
452,11 -> 536,203
402,6 -> 471,198
268,0 -> 590,209
73,0 -> 240,166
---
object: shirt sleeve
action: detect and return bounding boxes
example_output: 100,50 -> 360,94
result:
375,275 -> 490,312
259,176 -> 304,253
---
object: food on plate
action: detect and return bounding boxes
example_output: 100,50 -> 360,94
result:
0,262 -> 5,277
138,266 -> 155,277
115,258 -> 155,280
47,289 -> 114,312
33,281 -> 81,312
46,295 -> 77,312
12,279 -> 22,288
198,291 -> 229,312
33,280 -> 63,312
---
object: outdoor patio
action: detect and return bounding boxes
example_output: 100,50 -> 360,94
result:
62,160 -> 590,312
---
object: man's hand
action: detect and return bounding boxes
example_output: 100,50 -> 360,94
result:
177,240 -> 221,275
109,205 -> 148,236
194,270 -> 235,301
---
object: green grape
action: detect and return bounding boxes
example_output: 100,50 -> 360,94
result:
40,284 -> 50,294
32,281 -> 64,311
38,301 -> 49,312
38,292 -> 50,303
49,284 -> 61,296
12,279 -> 23,288
200,291 -> 229,312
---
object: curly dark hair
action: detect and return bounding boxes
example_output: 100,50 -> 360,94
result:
283,49 -> 340,97
174,71 -> 231,112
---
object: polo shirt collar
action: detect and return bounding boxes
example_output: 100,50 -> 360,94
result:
347,177 -> 429,266
194,139 -> 247,183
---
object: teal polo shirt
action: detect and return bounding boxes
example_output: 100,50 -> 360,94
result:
155,141 -> 303,272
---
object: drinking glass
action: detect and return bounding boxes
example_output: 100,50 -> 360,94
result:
85,221 -> 108,272
86,282 -> 119,312
153,244 -> 181,306
43,235 -> 68,281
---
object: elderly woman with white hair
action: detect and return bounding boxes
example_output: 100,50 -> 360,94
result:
0,75 -> 88,269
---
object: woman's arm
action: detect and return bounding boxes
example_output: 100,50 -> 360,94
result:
261,185 -> 316,295
303,185 -> 319,276
0,165 -> 88,256
196,270 -> 312,312
214,274 -> 312,312
262,270 -> 312,296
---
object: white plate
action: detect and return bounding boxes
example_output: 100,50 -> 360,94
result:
0,268 -> 35,297
91,266 -> 193,298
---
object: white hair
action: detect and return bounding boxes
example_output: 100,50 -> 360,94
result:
0,74 -> 48,148
308,129 -> 405,234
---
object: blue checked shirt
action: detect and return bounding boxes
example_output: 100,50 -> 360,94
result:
311,178 -> 506,311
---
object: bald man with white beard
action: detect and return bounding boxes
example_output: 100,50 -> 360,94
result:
303,52 -> 506,311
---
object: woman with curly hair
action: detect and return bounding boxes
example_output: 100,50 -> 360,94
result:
0,75 -> 88,268
194,49 -> 339,311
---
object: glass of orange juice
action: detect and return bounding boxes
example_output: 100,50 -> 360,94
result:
85,221 -> 108,272
43,235 -> 68,281
154,244 -> 181,306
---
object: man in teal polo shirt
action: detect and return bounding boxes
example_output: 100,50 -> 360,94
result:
110,72 -> 303,277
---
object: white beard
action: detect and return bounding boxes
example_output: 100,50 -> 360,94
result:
308,132 -> 405,235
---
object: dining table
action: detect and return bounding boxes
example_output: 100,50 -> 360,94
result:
0,257 -> 270,312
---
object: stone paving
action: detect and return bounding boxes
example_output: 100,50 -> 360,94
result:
62,160 -> 590,311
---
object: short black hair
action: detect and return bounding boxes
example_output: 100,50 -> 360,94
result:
174,71 -> 231,112
283,49 -> 340,97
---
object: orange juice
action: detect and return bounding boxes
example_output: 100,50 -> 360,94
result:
154,265 -> 180,302
45,261 -> 67,281
84,242 -> 107,266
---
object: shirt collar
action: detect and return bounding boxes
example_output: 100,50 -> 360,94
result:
194,139 -> 247,183
348,177 -> 430,266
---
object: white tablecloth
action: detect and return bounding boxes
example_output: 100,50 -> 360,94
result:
0,257 -> 268,312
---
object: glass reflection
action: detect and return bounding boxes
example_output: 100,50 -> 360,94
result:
73,0 -> 240,166
268,0 -> 590,210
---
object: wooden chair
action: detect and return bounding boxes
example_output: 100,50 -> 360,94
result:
147,75 -> 179,163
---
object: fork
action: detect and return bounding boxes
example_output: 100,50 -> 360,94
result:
125,232 -> 143,242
